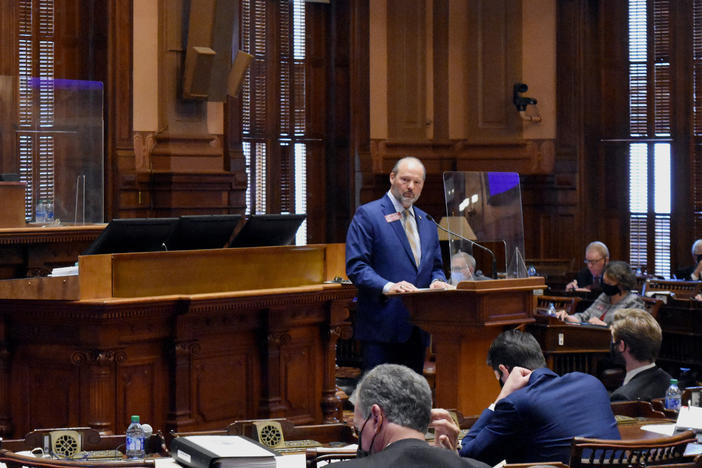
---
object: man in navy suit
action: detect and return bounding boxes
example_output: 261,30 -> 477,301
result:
458,329 -> 619,465
346,156 -> 449,374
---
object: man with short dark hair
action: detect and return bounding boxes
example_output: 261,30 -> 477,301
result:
343,364 -> 489,468
458,329 -> 619,465
610,308 -> 672,401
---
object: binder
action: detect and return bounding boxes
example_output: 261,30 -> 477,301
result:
170,435 -> 277,468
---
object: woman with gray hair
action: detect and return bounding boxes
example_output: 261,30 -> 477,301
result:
556,261 -> 644,326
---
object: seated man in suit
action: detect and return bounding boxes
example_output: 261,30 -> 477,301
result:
450,251 -> 489,285
343,363 -> 489,468
457,329 -> 619,465
675,239 -> 702,280
566,241 -> 609,292
609,308 -> 672,401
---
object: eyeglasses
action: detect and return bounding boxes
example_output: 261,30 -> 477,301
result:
584,257 -> 605,266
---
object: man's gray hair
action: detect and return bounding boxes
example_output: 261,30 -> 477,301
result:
692,239 -> 702,256
586,241 -> 609,259
353,364 -> 432,433
391,156 -> 426,181
452,251 -> 476,271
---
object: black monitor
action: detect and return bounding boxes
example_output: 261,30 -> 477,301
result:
165,214 -> 243,251
82,218 -> 179,255
229,214 -> 306,248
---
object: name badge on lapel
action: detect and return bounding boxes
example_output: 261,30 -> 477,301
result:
384,212 -> 401,223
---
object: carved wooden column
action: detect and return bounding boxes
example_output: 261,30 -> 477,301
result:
165,339 -> 199,433
258,310 -> 292,418
321,299 -> 352,423
72,349 -> 126,434
0,316 -> 12,436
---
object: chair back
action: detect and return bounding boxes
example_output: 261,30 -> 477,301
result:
537,295 -> 582,315
569,430 -> 697,468
643,280 -> 702,300
610,400 -> 667,419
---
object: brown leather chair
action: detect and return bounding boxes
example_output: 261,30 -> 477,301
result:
610,400 -> 667,419
569,430 -> 697,468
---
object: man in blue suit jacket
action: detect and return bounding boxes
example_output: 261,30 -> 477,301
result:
458,329 -> 620,465
346,156 -> 449,374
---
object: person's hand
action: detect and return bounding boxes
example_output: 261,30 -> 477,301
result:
555,309 -> 570,321
587,316 -> 607,326
495,367 -> 532,403
694,293 -> 702,302
429,408 -> 460,450
386,281 -> 418,294
430,280 -> 450,290
565,280 -> 578,291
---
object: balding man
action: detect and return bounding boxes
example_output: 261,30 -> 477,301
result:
566,241 -> 610,292
346,157 -> 449,374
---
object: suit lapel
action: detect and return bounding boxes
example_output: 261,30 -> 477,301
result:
381,195 -> 418,269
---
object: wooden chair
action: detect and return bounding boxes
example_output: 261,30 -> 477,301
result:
611,400 -> 667,419
537,294 -> 582,315
642,296 -> 664,319
0,449 -> 154,468
643,279 -> 702,301
569,430 -> 697,468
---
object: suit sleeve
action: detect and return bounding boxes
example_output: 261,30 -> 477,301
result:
459,403 -> 522,465
345,206 -> 389,293
429,229 -> 447,283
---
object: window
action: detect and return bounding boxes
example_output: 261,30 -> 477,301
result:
627,0 -> 672,278
17,0 -> 56,221
240,0 -> 308,244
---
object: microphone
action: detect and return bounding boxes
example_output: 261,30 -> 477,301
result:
425,214 -> 498,279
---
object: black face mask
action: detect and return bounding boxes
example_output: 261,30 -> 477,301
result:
696,254 -> 702,264
610,340 -> 625,365
601,282 -> 620,296
356,414 -> 380,458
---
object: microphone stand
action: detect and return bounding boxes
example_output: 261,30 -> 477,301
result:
425,214 -> 498,278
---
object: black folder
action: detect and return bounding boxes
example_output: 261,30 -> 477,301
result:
170,435 -> 277,468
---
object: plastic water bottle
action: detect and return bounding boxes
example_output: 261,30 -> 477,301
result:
125,415 -> 145,459
665,379 -> 682,411
36,200 -> 46,224
45,201 -> 54,223
547,302 -> 557,317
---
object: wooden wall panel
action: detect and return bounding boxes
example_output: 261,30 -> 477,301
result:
464,0 -> 522,141
387,0 -> 428,140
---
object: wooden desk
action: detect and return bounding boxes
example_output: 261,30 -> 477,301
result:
527,313 -> 611,375
0,244 -> 354,438
401,277 -> 546,415
0,224 -> 104,279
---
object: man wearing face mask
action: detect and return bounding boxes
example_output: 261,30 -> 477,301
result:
449,252 -> 489,285
609,308 -> 672,401
458,329 -> 619,465
675,239 -> 702,280
343,364 -> 489,468
346,157 -> 450,374
556,261 -> 644,326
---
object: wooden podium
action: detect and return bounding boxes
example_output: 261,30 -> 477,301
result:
401,277 -> 546,415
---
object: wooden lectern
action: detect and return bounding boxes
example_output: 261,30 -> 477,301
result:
401,277 -> 545,415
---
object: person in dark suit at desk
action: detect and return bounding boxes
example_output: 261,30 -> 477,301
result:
346,156 -> 449,374
556,261 -> 644,326
566,241 -> 609,292
457,329 -> 619,465
675,239 -> 702,280
343,363 -> 490,468
609,308 -> 672,401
